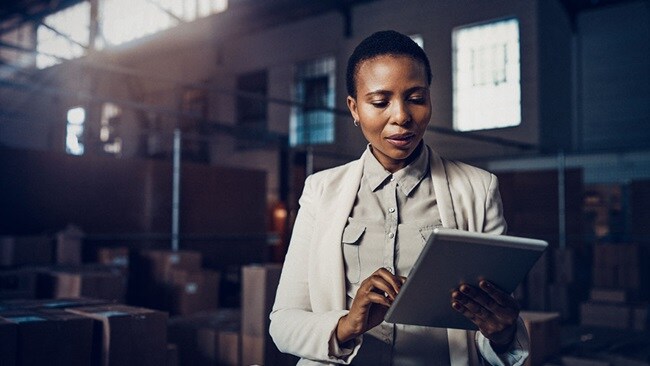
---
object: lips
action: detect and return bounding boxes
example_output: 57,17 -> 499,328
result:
386,132 -> 416,148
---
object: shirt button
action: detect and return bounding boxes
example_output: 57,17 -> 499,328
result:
390,177 -> 395,182
388,207 -> 395,213
388,232 -> 395,239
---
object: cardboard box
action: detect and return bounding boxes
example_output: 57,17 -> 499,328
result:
241,263 -> 282,366
593,244 -> 646,294
561,356 -> 611,366
548,283 -> 579,322
197,328 -> 240,366
0,268 -> 39,300
169,269 -> 220,315
0,297 -> 109,311
67,304 -> 168,366
580,301 -> 631,329
0,236 -> 52,267
520,311 -> 561,366
0,318 -> 17,366
39,267 -> 127,302
167,309 -> 240,366
632,305 -> 649,331
55,226 -> 83,265
140,250 -> 202,283
135,250 -> 203,309
553,248 -> 574,284
166,343 -> 179,366
0,308 -> 93,366
97,247 -> 129,268
590,288 -> 628,303
527,251 -> 549,310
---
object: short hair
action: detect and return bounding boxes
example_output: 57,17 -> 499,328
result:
346,30 -> 432,98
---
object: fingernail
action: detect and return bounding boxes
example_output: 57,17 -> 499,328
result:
460,285 -> 470,294
452,302 -> 462,310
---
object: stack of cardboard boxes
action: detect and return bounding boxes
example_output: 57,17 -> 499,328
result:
168,309 -> 241,365
132,249 -> 220,316
167,263 -> 298,366
580,243 -> 649,331
520,311 -> 561,366
1,229 -> 130,304
0,299 -> 171,366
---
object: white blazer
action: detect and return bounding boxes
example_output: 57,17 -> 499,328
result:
269,147 -> 517,366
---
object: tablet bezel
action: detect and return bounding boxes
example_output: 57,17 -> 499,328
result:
384,228 -> 548,330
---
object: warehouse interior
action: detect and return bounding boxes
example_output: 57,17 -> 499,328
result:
0,0 -> 649,365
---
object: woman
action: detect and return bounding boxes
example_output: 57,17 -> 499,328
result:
270,30 -> 529,365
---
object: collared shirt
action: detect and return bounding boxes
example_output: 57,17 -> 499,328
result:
341,143 -> 449,365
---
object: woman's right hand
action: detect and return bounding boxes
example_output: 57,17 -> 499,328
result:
335,268 -> 405,343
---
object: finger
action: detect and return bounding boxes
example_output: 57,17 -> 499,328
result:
361,275 -> 398,300
458,284 -> 498,313
451,299 -> 488,327
370,268 -> 403,295
367,292 -> 392,307
452,290 -> 493,322
374,268 -> 404,293
479,280 -> 519,309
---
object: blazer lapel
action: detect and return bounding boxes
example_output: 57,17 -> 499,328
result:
311,156 -> 364,311
428,147 -> 458,229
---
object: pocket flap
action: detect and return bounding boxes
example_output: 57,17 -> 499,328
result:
342,224 -> 366,245
419,226 -> 436,242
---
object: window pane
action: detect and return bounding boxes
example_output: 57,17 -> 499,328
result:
452,18 -> 521,131
290,57 -> 336,146
66,107 -> 86,155
36,1 -> 90,69
100,0 -> 228,47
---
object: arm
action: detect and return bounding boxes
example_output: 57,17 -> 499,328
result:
458,173 -> 530,365
269,175 -> 360,364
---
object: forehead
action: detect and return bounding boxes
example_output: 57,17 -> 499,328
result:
355,55 -> 427,90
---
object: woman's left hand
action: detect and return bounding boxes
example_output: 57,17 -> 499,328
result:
450,279 -> 519,350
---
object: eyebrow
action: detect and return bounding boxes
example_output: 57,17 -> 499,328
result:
364,86 -> 429,98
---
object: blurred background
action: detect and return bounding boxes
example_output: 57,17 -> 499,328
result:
0,0 -> 649,365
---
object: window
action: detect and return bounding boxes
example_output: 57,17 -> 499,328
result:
36,1 -> 90,69
35,0 -> 228,68
290,57 -> 335,146
0,23 -> 35,69
237,70 -> 268,131
236,70 -> 268,149
66,107 -> 86,155
452,18 -> 521,131
99,0 -> 228,48
100,103 -> 123,155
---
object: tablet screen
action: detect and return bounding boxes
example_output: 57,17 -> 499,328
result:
384,228 -> 547,329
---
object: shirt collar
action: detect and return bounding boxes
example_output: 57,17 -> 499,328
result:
362,143 -> 430,196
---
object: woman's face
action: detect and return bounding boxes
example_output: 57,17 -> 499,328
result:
347,55 -> 431,173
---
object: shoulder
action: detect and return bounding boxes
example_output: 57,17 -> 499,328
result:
305,159 -> 361,190
442,158 -> 494,181
431,149 -> 496,192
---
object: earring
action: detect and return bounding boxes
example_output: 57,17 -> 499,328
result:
353,119 -> 359,127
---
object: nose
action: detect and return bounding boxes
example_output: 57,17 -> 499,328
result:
391,101 -> 411,125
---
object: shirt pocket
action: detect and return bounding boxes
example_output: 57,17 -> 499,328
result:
342,223 -> 365,284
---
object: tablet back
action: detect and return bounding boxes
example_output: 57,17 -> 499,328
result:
384,228 -> 547,330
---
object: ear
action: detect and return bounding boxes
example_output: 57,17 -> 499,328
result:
347,96 -> 359,122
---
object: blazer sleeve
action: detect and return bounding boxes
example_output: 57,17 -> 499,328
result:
482,173 -> 508,235
269,174 -> 361,364
476,174 -> 530,365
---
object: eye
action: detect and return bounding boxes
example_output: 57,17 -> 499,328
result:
408,95 -> 426,104
370,100 -> 389,108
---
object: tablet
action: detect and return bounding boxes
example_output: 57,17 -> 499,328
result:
384,228 -> 548,330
